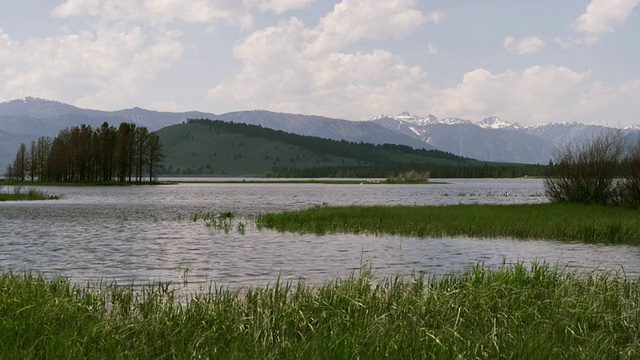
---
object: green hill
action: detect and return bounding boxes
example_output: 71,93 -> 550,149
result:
156,119 -> 547,178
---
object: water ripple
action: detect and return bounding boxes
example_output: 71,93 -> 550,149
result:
1,179 -> 638,288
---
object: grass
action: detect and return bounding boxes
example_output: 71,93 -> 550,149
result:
0,186 -> 59,201
256,203 -> 640,244
1,263 -> 640,359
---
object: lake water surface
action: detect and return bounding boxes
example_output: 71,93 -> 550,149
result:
1,179 -> 639,288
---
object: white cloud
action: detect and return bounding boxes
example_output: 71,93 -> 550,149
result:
305,0 -> 426,56
503,36 -> 546,55
53,0 -> 254,29
432,66 -> 590,123
208,0 -> 429,119
427,65 -> 640,125
248,0 -> 317,14
145,0 -> 251,28
426,10 -> 446,24
0,28 -> 18,68
12,0 -> 255,109
0,25 -> 184,109
560,0 -> 640,46
426,43 -> 438,55
51,0 -> 100,17
206,0 -> 640,125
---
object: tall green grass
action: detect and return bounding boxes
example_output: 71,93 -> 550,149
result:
1,263 -> 639,358
256,203 -> 640,244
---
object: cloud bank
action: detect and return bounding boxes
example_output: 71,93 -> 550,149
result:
0,0 -> 638,127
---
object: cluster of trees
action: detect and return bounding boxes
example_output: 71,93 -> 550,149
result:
4,122 -> 164,183
544,132 -> 640,207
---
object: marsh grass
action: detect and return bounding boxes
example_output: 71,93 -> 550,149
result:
0,186 -> 59,201
256,203 -> 640,244
192,211 -> 248,234
2,263 -> 640,359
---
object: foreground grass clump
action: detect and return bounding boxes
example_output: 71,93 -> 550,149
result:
0,186 -> 59,201
256,203 -> 640,244
1,263 -> 640,358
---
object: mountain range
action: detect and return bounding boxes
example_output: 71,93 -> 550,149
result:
371,113 -> 639,164
1,97 -> 638,172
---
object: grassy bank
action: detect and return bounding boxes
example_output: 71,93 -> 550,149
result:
1,263 -> 639,359
256,203 -> 640,244
0,186 -> 59,201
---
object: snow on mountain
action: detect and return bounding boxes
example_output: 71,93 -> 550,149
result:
0,96 -> 82,118
370,112 -> 551,163
475,116 -> 523,130
373,113 -> 524,128
373,112 -> 472,126
525,121 -> 579,130
440,117 -> 473,125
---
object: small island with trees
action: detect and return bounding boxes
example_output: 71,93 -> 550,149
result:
3,122 -> 164,184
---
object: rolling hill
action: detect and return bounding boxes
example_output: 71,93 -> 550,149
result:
156,119 -> 544,178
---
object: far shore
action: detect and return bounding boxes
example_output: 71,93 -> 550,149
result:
0,177 -> 450,186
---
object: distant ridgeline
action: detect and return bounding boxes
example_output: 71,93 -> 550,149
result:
155,118 -> 547,178
4,122 -> 164,183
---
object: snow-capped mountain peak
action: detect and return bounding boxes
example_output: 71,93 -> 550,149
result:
440,117 -> 473,125
372,112 -> 463,126
475,116 -> 522,130
526,121 -> 580,130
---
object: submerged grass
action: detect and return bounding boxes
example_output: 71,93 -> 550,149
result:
0,186 -> 59,201
1,263 -> 639,359
256,203 -> 640,244
191,211 -> 247,234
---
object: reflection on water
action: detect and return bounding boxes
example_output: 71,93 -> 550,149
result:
1,179 -> 638,288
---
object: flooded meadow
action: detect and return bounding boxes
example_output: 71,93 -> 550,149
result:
2,179 -> 639,288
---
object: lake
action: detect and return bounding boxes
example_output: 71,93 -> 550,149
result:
1,178 -> 639,289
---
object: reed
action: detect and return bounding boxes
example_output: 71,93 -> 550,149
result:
1,263 -> 639,359
256,203 -> 640,244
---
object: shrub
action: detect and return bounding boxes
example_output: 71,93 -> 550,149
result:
544,131 -> 640,208
615,140 -> 640,208
544,132 -> 624,205
386,170 -> 430,183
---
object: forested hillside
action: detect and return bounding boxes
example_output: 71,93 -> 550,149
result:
157,119 -> 548,178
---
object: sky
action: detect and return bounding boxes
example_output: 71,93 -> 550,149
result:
0,0 -> 639,127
